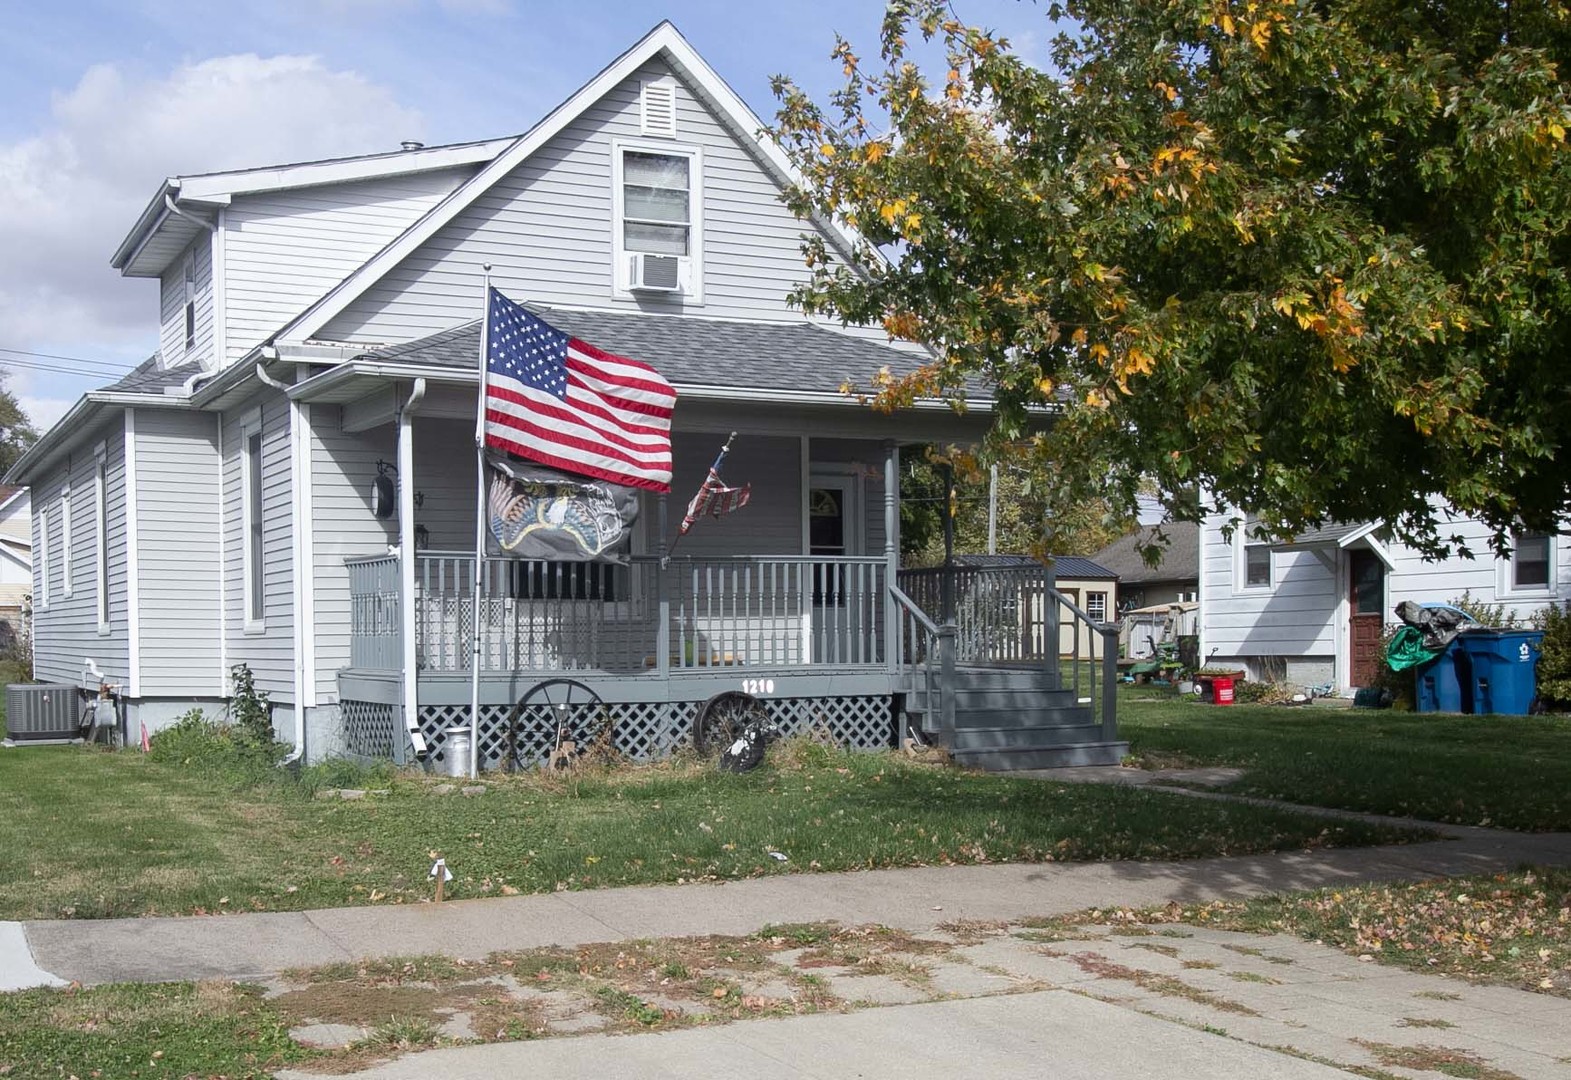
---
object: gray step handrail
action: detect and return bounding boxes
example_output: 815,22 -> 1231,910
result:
1045,585 -> 1119,741
889,583 -> 954,742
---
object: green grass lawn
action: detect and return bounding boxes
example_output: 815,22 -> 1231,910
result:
1120,690 -> 1571,831
0,741 -> 1418,921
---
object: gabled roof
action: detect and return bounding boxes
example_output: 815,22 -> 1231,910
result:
347,306 -> 934,399
1090,523 -> 1200,585
274,20 -> 866,348
113,137 -> 511,278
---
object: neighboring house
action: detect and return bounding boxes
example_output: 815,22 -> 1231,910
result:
0,486 -> 31,645
1199,513 -> 1568,691
1091,523 -> 1199,612
5,23 -> 1125,771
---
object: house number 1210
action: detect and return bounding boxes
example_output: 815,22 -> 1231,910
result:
741,678 -> 776,695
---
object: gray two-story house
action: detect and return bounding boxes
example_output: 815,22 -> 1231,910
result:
7,23 -> 1124,772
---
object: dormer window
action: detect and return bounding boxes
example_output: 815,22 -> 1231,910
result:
183,255 -> 196,350
612,142 -> 702,299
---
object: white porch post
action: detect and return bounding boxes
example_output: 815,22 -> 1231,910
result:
398,379 -> 428,761
883,442 -> 899,671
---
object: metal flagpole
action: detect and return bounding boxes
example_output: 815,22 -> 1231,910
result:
467,264 -> 493,780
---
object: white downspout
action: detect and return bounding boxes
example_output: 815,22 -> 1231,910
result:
399,379 -> 429,760
255,361 -> 309,767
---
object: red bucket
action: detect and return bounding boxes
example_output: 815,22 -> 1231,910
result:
1212,676 -> 1235,706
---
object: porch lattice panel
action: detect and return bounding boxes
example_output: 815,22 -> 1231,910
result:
341,699 -> 399,761
396,695 -> 895,771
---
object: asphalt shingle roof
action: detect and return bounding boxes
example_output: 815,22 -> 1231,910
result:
359,305 -> 937,396
953,553 -> 1116,579
1090,523 -> 1200,585
98,355 -> 200,395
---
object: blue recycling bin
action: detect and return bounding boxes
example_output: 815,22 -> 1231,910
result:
1454,630 -> 1544,716
1415,641 -> 1471,713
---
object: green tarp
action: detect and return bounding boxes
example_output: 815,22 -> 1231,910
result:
1386,625 -> 1443,671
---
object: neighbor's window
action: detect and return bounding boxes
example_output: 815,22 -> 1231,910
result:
1244,544 -> 1271,587
183,255 -> 197,350
94,452 -> 109,629
37,506 -> 50,609
59,483 -> 72,597
621,150 -> 691,256
1086,591 -> 1108,621
1512,531 -> 1551,590
244,429 -> 265,626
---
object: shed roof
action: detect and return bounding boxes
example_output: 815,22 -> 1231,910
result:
1090,523 -> 1200,585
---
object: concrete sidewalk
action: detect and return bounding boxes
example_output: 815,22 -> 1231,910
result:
13,822 -> 1571,989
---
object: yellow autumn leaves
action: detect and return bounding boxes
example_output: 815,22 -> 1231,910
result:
1213,0 -> 1293,53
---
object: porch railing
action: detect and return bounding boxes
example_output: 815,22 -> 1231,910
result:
890,584 -> 953,740
897,564 -> 1055,665
348,552 -> 888,675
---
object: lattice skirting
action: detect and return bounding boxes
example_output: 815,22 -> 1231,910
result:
341,699 -> 400,761
336,695 -> 896,771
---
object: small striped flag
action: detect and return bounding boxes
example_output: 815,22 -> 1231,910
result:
679,436 -> 751,536
483,289 -> 675,491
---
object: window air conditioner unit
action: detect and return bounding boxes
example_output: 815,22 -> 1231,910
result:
629,253 -> 682,292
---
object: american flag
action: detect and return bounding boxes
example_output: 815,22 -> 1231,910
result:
483,289 -> 675,492
679,438 -> 751,536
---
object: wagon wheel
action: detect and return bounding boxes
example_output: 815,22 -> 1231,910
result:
507,678 -> 605,770
692,691 -> 768,756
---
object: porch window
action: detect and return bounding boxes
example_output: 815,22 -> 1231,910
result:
1086,591 -> 1108,622
1244,544 -> 1271,588
622,151 -> 690,256
183,255 -> 196,351
59,484 -> 72,597
243,429 -> 265,628
94,451 -> 108,630
1512,531 -> 1551,590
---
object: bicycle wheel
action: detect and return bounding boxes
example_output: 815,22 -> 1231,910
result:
692,691 -> 767,756
508,678 -> 605,770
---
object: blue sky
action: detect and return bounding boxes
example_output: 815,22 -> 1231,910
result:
0,0 -> 1055,428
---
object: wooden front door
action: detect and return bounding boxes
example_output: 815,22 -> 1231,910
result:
1349,549 -> 1385,687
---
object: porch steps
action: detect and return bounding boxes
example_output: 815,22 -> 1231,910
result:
907,665 -> 1128,771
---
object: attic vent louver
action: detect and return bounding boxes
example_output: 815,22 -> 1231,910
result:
641,79 -> 677,137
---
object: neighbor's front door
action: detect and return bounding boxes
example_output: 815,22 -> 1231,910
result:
1348,549 -> 1385,688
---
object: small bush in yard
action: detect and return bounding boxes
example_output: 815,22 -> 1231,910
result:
148,708 -> 282,774
227,663 -> 274,746
1536,602 -> 1571,710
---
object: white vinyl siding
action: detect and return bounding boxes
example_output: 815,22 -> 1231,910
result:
310,407 -> 396,700
222,169 -> 472,364
36,506 -> 50,609
222,395 -> 295,700
29,416 -> 129,685
320,58 -> 872,343
94,447 -> 109,631
59,485 -> 71,597
134,408 -> 224,696
160,237 -> 213,365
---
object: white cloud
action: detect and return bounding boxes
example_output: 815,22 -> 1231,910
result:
0,53 -> 425,396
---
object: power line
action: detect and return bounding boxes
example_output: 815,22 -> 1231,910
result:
0,357 -> 130,381
0,347 -> 138,375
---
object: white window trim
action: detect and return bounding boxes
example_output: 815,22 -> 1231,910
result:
240,409 -> 266,633
94,442 -> 109,634
37,505 -> 50,610
609,138 -> 704,303
59,482 -> 72,598
1086,590 -> 1109,622
1234,538 -> 1274,593
1498,531 -> 1559,601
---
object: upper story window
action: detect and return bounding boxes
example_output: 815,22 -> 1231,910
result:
183,255 -> 197,351
1512,531 -> 1552,591
1243,544 -> 1272,588
613,142 -> 701,299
